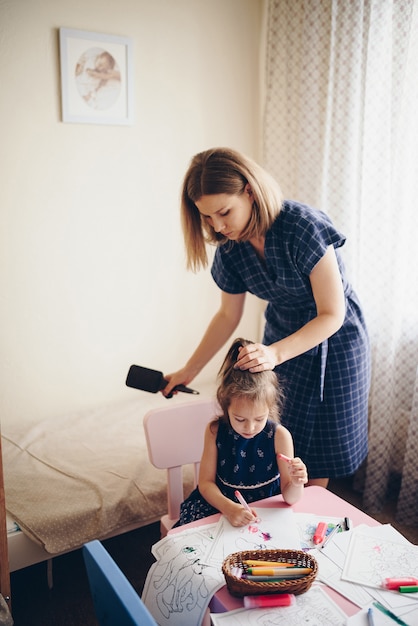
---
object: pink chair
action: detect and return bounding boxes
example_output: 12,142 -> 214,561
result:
143,398 -> 218,536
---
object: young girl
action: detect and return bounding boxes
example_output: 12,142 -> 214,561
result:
176,338 -> 308,527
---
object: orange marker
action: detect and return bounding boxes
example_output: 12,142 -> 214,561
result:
246,567 -> 312,576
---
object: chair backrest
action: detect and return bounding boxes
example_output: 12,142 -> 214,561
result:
143,398 -> 218,534
82,540 -> 156,626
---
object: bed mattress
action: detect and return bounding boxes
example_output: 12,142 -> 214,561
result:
2,395 -> 197,556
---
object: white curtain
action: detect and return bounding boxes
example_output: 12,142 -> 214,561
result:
263,0 -> 418,523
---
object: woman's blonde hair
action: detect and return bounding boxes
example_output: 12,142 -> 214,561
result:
181,148 -> 283,271
215,338 -> 284,426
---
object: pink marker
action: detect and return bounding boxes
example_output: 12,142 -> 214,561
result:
244,594 -> 295,608
235,490 -> 251,513
383,577 -> 418,590
277,453 -> 292,463
235,490 -> 260,522
313,521 -> 328,545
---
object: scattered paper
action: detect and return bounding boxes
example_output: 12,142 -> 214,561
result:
210,585 -> 347,625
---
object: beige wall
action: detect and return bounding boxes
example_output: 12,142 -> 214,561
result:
0,0 -> 264,426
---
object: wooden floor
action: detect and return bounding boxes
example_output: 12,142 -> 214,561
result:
9,477 -> 418,626
10,522 -> 161,626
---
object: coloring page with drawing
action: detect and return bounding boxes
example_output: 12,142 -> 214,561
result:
210,585 -> 347,626
203,507 -> 300,567
142,526 -> 224,626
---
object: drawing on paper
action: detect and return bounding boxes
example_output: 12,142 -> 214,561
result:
142,529 -> 224,626
152,545 -> 215,618
342,531 -> 418,587
203,508 -> 301,568
210,586 -> 346,626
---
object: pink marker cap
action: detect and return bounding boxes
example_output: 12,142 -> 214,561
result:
313,521 -> 328,545
244,594 -> 295,609
383,577 -> 418,590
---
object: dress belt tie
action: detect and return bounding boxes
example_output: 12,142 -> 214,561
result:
320,339 -> 328,402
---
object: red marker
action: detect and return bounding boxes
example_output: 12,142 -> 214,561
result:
277,453 -> 292,463
244,594 -> 295,608
313,521 -> 328,545
383,577 -> 418,590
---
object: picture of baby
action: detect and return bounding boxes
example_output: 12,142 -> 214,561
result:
75,47 -> 121,111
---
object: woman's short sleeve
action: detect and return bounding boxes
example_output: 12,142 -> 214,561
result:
211,246 -> 248,294
287,203 -> 346,276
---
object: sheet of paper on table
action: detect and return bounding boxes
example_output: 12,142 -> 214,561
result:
202,507 -> 300,567
317,522 -> 418,625
210,585 -> 347,626
142,522 -> 224,626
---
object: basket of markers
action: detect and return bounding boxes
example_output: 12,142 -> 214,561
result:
222,549 -> 318,597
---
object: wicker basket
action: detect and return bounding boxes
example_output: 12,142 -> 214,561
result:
222,549 -> 318,597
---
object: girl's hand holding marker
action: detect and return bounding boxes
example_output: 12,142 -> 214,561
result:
277,453 -> 293,462
234,490 -> 260,523
277,453 -> 308,486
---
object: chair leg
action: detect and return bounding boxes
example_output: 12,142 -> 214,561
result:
47,558 -> 53,589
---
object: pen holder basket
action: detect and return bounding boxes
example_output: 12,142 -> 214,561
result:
222,549 -> 318,597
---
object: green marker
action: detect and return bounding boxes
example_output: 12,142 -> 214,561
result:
373,601 -> 410,626
399,585 -> 418,593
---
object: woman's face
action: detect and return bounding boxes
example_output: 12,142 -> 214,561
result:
195,185 -> 253,241
227,397 -> 269,439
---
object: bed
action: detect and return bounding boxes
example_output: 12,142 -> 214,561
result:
2,390 -> 208,586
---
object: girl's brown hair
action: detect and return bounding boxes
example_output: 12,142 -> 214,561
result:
215,338 -> 284,426
180,148 -> 283,271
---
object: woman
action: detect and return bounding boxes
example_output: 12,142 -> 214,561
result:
165,147 -> 370,488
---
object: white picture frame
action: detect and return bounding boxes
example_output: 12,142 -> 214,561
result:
59,28 -> 133,126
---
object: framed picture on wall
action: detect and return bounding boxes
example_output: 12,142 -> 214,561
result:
59,28 -> 134,125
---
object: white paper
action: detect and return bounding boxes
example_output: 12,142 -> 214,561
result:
292,512 -> 347,550
203,507 -> 300,567
346,602 -> 418,626
314,548 -> 374,608
342,525 -> 418,589
142,526 -> 224,626
210,585 -> 347,625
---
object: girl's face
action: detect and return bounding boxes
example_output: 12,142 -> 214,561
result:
228,397 -> 269,439
195,185 -> 253,241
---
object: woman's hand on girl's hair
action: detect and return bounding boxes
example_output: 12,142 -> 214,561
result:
235,342 -> 277,372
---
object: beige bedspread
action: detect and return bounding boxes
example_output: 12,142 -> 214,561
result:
2,397 -> 186,554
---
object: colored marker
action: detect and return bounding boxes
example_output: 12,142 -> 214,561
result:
399,586 -> 418,593
234,489 -> 251,513
321,523 -> 342,549
244,594 -> 295,608
243,574 -> 307,581
243,560 -> 294,567
383,577 -> 418,590
246,567 -> 312,576
373,601 -> 410,626
367,607 -> 375,626
277,453 -> 292,462
231,567 -> 242,578
313,521 -> 328,544
344,517 -> 351,531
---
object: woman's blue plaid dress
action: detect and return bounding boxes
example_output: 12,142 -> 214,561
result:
211,201 -> 370,479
